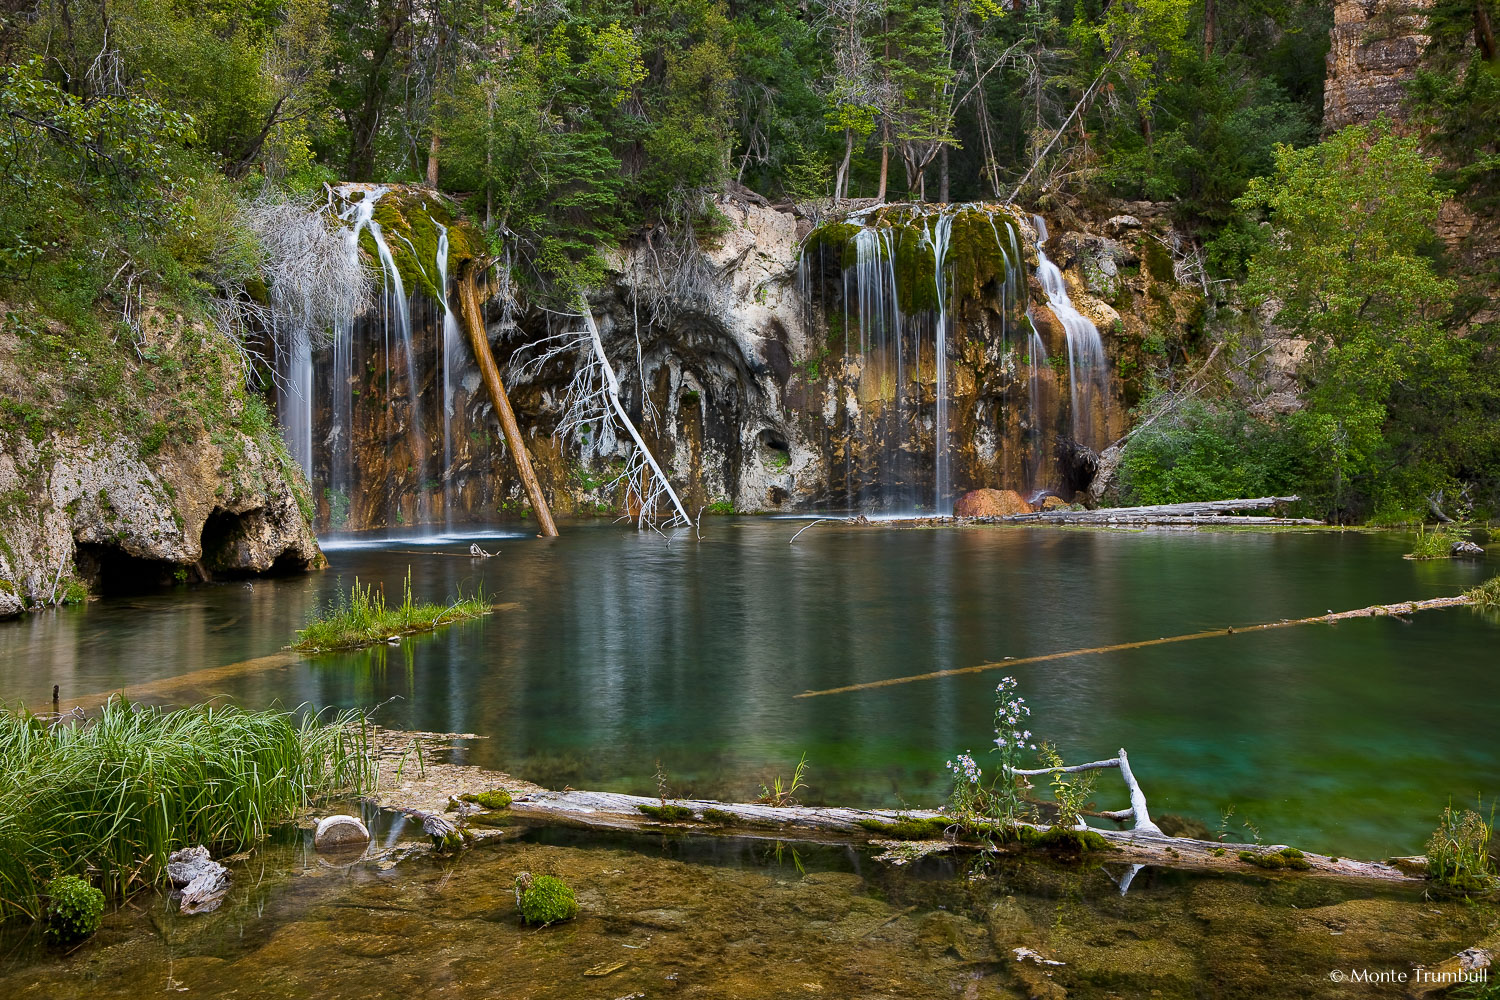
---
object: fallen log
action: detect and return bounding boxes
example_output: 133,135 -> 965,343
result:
458,266 -> 558,538
494,787 -> 1415,884
984,496 -> 1304,524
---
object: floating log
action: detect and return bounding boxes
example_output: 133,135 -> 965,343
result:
457,267 -> 559,538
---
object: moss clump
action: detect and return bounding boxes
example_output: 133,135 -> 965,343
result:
357,187 -> 479,303
700,808 -> 739,825
801,221 -> 862,268
1143,237 -> 1176,283
638,803 -> 695,822
857,816 -> 953,840
1239,847 -> 1311,871
1033,826 -> 1113,853
44,875 -> 105,943
460,789 -> 512,810
515,874 -> 579,926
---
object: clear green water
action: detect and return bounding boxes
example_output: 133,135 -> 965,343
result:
2,520 -> 1495,858
0,820 -> 1487,999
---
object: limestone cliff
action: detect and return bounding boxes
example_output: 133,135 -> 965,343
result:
1323,0 -> 1433,132
0,307 -> 322,618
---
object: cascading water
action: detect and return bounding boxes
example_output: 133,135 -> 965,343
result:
366,212 -> 428,529
435,224 -> 462,529
1032,215 -> 1109,450
802,204 -> 1029,511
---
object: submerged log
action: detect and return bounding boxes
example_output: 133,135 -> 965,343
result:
457,267 -> 559,538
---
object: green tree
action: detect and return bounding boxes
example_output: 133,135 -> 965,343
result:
1237,122 -> 1465,518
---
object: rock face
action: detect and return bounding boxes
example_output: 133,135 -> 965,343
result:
0,313 -> 322,616
953,489 -> 1033,518
276,193 -> 1202,527
1324,0 -> 1433,132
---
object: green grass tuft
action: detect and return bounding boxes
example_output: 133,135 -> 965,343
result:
1466,576 -> 1500,609
0,699 -> 372,923
293,568 -> 491,653
1425,803 -> 1497,893
1407,524 -> 1460,559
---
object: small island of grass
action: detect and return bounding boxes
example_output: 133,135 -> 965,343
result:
293,570 -> 492,653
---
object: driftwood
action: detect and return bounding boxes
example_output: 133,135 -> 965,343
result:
458,267 -> 559,537
1010,749 -> 1161,836
501,787 -> 1415,884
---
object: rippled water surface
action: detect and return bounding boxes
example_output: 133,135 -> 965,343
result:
2,519 -> 1495,857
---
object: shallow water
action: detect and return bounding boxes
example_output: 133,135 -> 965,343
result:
0,819 -> 1488,1000
1,519 -> 1496,858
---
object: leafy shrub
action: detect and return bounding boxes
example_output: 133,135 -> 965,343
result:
43,876 -> 104,943
1117,399 -> 1306,506
515,874 -> 579,926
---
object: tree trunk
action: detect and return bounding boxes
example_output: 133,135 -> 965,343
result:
457,268 -> 559,537
938,145 -> 949,204
1477,0 -> 1497,60
876,124 -> 890,201
426,133 -> 440,188
1204,0 -> 1217,56
835,128 -> 854,201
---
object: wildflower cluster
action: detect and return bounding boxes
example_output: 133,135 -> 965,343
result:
992,677 -> 1035,755
945,752 -> 981,785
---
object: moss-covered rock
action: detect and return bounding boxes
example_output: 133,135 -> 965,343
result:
44,875 -> 105,944
355,187 -> 481,303
460,789 -> 512,810
514,873 -> 579,926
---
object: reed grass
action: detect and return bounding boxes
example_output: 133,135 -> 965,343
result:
1466,575 -> 1500,609
1406,524 -> 1460,559
293,568 -> 491,653
0,699 -> 373,923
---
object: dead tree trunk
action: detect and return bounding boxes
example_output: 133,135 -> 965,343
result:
458,267 -> 559,537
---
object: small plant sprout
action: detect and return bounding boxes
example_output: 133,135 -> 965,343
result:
758,753 -> 810,807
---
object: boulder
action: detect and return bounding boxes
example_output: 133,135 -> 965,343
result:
954,489 -> 1033,518
314,814 -> 371,851
167,845 -> 231,916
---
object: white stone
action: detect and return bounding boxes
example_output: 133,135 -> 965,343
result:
314,814 -> 371,850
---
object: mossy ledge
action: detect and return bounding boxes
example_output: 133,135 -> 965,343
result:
348,185 -> 482,303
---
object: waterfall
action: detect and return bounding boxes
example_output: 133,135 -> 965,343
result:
328,189 -> 384,522
274,318 -> 314,481
367,213 -> 428,529
927,211 -> 956,515
802,204 -> 1027,511
435,223 -> 462,529
1032,215 -> 1108,449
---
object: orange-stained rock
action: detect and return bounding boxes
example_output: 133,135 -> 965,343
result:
1041,495 -> 1068,511
953,489 -> 1032,518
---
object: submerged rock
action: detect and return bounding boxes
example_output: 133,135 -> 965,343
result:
954,488 -> 1032,518
167,846 -> 231,916
313,814 -> 371,851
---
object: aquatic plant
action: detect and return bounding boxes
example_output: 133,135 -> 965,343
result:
1407,524 -> 1462,559
1465,575 -> 1500,610
0,699 -> 372,923
42,875 -> 104,943
757,753 -> 811,807
514,873 -> 579,926
1425,802 -> 1497,893
293,569 -> 490,653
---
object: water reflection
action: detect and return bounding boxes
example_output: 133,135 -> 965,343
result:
0,520 -> 1495,857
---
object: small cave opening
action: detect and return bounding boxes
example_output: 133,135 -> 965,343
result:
73,543 -> 193,595
757,428 -> 791,454
199,508 -> 246,573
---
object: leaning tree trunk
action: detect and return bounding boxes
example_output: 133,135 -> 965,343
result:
457,267 -> 559,537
